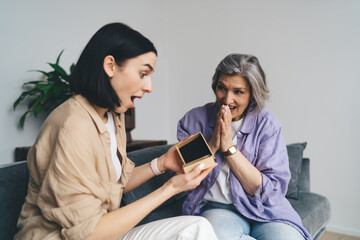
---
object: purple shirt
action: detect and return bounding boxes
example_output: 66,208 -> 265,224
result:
177,102 -> 312,240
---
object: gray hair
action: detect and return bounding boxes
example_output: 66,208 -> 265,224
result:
211,53 -> 270,112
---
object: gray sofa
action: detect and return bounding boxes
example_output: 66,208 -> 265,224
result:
0,143 -> 330,240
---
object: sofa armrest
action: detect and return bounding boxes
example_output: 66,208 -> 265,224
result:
0,161 -> 29,240
298,158 -> 310,192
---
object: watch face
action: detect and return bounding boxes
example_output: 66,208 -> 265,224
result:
229,146 -> 237,154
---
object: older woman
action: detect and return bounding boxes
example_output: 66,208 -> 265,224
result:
177,54 -> 312,240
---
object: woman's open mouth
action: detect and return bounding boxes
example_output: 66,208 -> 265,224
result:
131,96 -> 136,103
223,104 -> 236,111
130,95 -> 143,106
130,96 -> 137,108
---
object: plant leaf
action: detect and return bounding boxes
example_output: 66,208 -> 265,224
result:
56,50 -> 64,65
70,63 -> 75,73
27,98 -> 38,109
48,63 -> 68,79
28,70 -> 51,77
53,84 -> 65,97
23,80 -> 44,86
46,72 -> 59,83
13,50 -> 75,129
32,99 -> 43,117
13,90 -> 35,109
19,111 -> 31,129
33,83 -> 53,94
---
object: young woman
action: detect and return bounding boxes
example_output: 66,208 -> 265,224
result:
15,23 -> 217,240
177,54 -> 312,240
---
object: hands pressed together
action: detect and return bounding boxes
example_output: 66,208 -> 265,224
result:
205,105 -> 263,197
208,105 -> 234,154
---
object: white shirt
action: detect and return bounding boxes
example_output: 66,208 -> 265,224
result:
105,112 -> 122,181
204,118 -> 243,204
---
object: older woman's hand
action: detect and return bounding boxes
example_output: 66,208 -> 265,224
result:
208,106 -> 223,154
220,105 -> 233,152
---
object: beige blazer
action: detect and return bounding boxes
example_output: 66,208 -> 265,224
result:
15,95 -> 135,240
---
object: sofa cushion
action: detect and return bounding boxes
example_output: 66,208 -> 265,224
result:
288,192 -> 331,238
0,161 -> 29,240
286,142 -> 307,199
298,158 -> 310,193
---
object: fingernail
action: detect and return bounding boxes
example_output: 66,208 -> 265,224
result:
199,163 -> 205,170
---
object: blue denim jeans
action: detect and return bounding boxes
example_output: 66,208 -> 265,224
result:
200,202 -> 305,240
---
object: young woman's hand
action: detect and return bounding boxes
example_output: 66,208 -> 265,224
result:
166,163 -> 216,194
157,142 -> 185,173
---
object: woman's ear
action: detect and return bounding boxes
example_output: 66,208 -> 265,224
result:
103,55 -> 115,78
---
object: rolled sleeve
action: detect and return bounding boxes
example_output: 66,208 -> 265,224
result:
42,192 -> 107,240
246,173 -> 274,212
61,211 -> 104,240
245,126 -> 290,212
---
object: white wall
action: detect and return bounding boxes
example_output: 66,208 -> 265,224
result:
1,0 -> 359,237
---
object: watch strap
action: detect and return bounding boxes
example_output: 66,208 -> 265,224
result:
222,145 -> 237,156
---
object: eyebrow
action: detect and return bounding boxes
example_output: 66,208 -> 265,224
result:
143,64 -> 154,71
218,81 -> 247,90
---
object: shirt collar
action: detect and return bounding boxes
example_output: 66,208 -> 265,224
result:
73,94 -> 123,134
240,108 -> 258,134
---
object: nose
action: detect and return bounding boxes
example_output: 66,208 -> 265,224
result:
143,77 -> 152,93
224,92 -> 232,105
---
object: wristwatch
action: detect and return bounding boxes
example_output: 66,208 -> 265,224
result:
223,145 -> 237,156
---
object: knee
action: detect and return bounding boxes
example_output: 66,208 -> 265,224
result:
194,216 -> 213,228
185,216 -> 213,229
180,216 -> 217,240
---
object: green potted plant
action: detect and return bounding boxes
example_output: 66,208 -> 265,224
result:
13,50 -> 75,129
